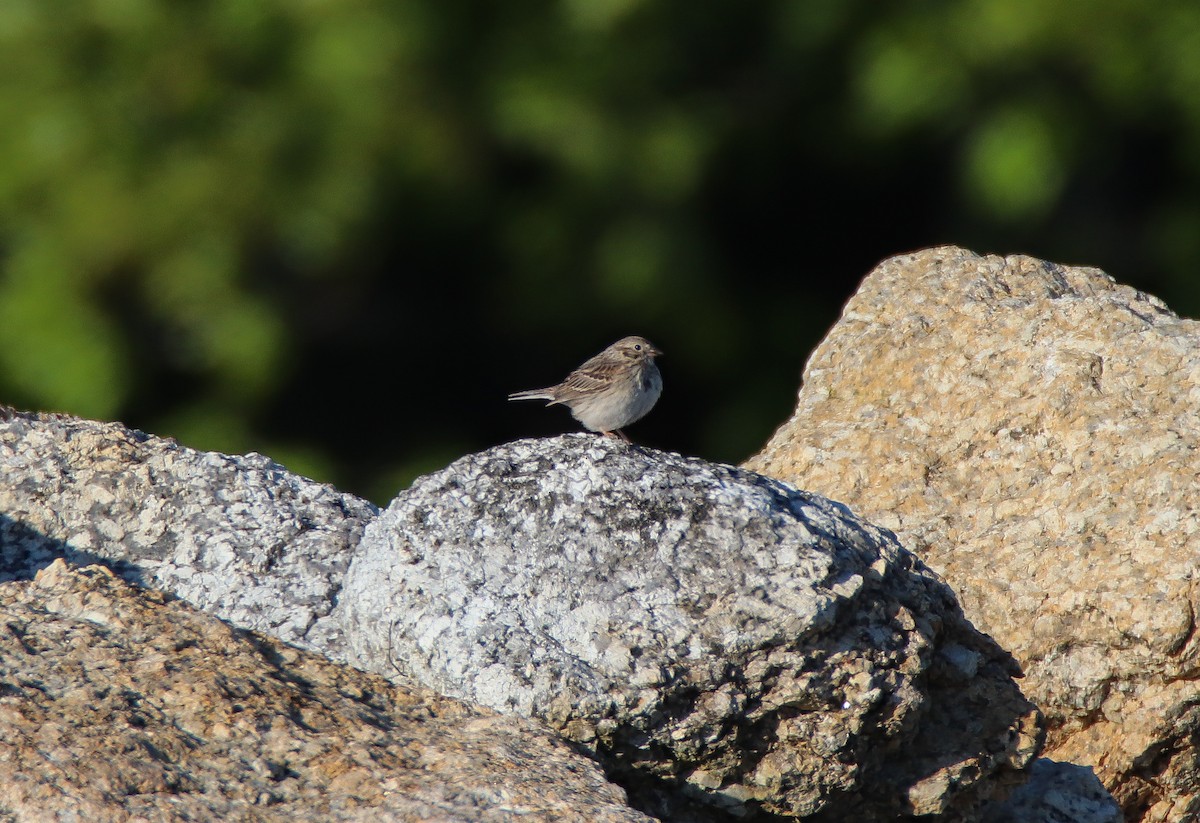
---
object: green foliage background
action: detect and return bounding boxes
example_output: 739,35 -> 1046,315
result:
2,0 -> 1199,502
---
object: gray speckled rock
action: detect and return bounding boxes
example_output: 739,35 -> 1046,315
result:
337,433 -> 1042,821
983,759 -> 1122,823
0,408 -> 374,650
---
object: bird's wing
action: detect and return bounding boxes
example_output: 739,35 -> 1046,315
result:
552,356 -> 622,403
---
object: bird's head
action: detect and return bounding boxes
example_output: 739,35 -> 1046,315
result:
613,336 -> 663,361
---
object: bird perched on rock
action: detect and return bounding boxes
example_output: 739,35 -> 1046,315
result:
508,336 -> 663,441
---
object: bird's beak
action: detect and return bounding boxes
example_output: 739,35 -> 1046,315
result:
649,345 -> 663,357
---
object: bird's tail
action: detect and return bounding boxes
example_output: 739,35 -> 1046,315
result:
508,388 -> 557,403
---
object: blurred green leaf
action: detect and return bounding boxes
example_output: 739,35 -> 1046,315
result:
961,105 -> 1067,220
853,31 -> 970,134
595,217 -> 667,306
0,240 -> 129,417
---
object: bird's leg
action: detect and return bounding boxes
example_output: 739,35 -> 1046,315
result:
605,430 -> 632,443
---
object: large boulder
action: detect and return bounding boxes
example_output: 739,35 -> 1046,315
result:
747,246 -> 1194,821
0,407 -> 374,650
0,559 -> 649,822
336,434 -> 1042,820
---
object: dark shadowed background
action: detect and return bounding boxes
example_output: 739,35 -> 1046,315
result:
2,1 -> 1198,503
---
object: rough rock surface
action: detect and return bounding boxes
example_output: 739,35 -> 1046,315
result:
983,759 -> 1122,823
337,433 -> 1042,821
747,246 -> 1194,821
0,559 -> 650,822
0,408 -> 374,650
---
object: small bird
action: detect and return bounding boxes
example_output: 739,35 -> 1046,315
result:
508,336 -> 663,441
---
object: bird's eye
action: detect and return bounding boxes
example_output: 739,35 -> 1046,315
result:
634,344 -> 642,351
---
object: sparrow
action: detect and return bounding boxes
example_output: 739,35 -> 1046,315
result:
509,336 -> 663,441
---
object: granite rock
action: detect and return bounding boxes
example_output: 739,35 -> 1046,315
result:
747,246 -> 1191,821
982,759 -> 1122,823
0,559 -> 650,822
337,433 -> 1042,820
0,408 -> 374,650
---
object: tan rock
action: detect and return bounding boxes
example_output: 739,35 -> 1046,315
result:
0,559 -> 650,822
747,245 -> 1197,821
